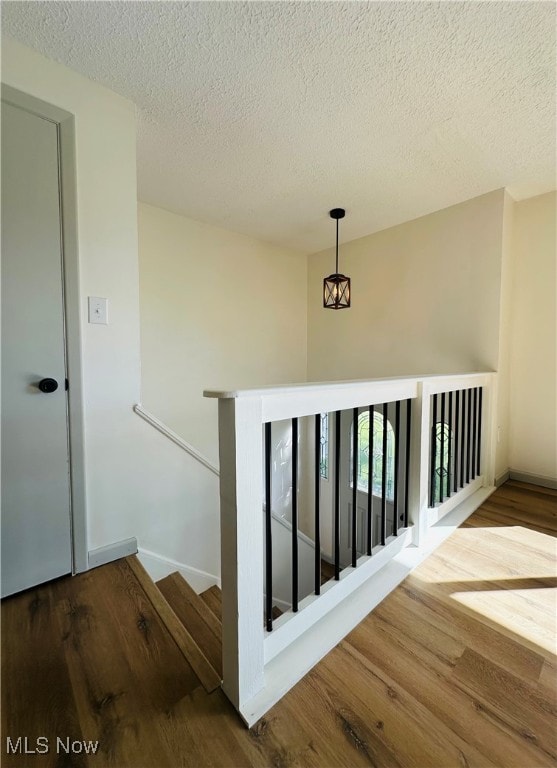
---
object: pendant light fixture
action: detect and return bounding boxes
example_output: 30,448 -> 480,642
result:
323,208 -> 350,310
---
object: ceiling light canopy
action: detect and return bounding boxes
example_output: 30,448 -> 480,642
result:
323,208 -> 350,310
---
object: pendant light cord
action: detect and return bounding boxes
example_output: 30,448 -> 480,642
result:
335,217 -> 339,274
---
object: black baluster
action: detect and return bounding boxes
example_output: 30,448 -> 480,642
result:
454,390 -> 460,493
466,389 -> 472,484
430,394 -> 438,507
447,391 -> 453,499
314,414 -> 321,595
439,393 -> 446,504
460,390 -> 466,488
334,410 -> 341,580
393,400 -> 400,536
292,417 -> 299,612
265,422 -> 273,632
381,403 -> 388,545
367,405 -> 373,555
472,388 -> 478,480
351,408 -> 358,567
404,399 -> 411,528
477,387 -> 483,475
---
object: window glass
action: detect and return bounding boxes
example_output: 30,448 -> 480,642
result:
351,411 -> 395,500
319,413 -> 329,480
433,422 -> 452,503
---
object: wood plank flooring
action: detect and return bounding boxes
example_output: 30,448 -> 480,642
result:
2,481 -> 556,767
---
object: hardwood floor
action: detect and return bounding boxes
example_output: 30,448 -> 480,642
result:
2,481 -> 556,767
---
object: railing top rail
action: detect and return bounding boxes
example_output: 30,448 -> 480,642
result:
204,371 -> 495,401
134,403 -> 220,476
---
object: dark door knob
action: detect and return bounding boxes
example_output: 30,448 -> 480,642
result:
38,378 -> 58,393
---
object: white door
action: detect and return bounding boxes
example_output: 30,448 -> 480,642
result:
1,100 -> 72,597
339,407 -> 395,566
338,410 -> 368,568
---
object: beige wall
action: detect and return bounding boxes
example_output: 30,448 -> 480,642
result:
307,190 -> 506,382
494,192 -> 515,479
138,202 -> 308,464
1,38 -> 145,554
308,190 -> 516,480
6,36 -> 552,592
509,192 -> 557,481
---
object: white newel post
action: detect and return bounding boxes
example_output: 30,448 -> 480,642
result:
483,373 -> 498,487
410,381 -> 429,546
217,395 -> 265,715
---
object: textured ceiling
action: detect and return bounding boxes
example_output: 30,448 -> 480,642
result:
2,1 -> 556,254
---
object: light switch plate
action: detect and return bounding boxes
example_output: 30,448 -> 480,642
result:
88,296 -> 108,325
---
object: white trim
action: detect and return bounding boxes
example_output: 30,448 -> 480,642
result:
209,371 -> 498,725
204,372 -> 494,401
137,547 -> 220,594
88,538 -> 137,569
426,475 -> 484,526
266,595 -> 291,613
483,374 -> 498,487
269,510 -> 315,549
418,372 -> 494,397
1,85 -> 88,574
59,113 -> 88,574
414,379 -> 430,546
239,485 -> 495,727
133,403 -> 220,477
495,470 -> 510,487
219,396 -> 266,710
264,527 -> 413,663
260,379 -> 418,422
509,470 -> 557,490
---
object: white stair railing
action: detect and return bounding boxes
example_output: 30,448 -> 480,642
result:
204,372 -> 496,726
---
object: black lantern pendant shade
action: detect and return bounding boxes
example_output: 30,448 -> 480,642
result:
323,208 -> 350,309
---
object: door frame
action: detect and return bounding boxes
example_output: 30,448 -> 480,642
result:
2,84 -> 87,574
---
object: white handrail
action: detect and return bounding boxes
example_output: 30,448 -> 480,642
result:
267,508 -> 315,549
133,403 -> 220,477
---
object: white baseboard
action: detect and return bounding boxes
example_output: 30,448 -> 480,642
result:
137,547 -> 220,594
495,468 -> 556,490
495,470 -> 510,487
509,470 -> 557,490
269,596 -> 291,612
88,537 -> 138,569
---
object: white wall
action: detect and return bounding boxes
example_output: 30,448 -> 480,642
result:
492,191 -> 515,480
138,202 -> 307,465
1,39 -> 307,586
308,190 -> 506,381
1,37 -> 148,554
4,37 -> 552,593
509,192 -> 557,481
1,38 -> 234,585
307,190 -> 510,480
136,203 -> 307,579
267,514 -> 315,610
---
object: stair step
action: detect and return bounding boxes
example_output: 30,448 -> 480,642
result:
321,559 -> 336,585
200,584 -> 222,622
157,572 -> 222,678
126,556 -> 221,693
199,586 -> 285,625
